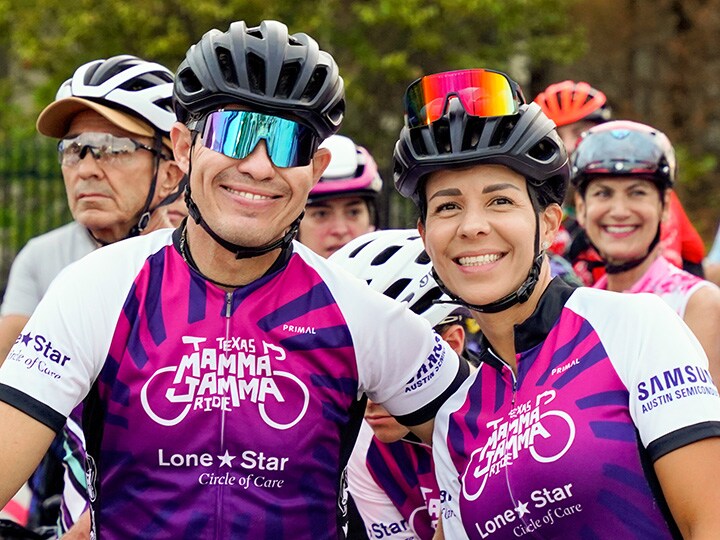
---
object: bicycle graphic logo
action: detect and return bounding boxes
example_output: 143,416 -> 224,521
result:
141,337 -> 310,430
462,390 -> 575,501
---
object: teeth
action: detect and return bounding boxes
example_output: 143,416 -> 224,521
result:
605,225 -> 635,233
458,253 -> 501,266
225,187 -> 272,200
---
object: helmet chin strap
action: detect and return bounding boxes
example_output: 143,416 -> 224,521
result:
128,132 -> 165,238
431,188 -> 545,314
86,133 -> 165,246
596,226 -> 662,275
183,134 -> 302,260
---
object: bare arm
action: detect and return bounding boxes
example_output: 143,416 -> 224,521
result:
703,262 -> 720,287
683,286 -> 720,385
654,437 -> 720,538
0,315 -> 29,367
432,515 -> 444,540
0,401 -> 56,507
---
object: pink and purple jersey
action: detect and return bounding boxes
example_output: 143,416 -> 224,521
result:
594,255 -> 714,317
0,228 -> 467,540
347,421 -> 440,539
433,279 -> 720,539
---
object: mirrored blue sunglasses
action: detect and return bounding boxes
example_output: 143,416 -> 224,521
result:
192,110 -> 318,168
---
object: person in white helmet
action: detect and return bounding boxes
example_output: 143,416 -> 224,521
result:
0,55 -> 183,538
297,134 -> 383,258
0,55 -> 183,365
331,229 -> 472,539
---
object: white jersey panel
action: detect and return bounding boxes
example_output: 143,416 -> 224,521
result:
293,242 -> 461,418
566,288 -> 719,451
347,422 -> 414,539
0,229 -> 175,419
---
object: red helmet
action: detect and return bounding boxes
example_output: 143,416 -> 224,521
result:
534,80 -> 611,127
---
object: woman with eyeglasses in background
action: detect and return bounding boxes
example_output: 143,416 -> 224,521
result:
393,68 -> 720,539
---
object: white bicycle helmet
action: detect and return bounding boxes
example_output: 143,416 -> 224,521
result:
38,55 -> 175,138
329,229 -> 466,328
310,135 -> 383,205
36,55 -> 179,239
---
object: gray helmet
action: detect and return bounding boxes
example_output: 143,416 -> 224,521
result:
571,120 -> 676,195
393,101 -> 569,209
173,19 -> 345,139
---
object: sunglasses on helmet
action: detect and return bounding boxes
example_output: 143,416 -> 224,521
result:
404,68 -> 526,128
190,110 -> 319,168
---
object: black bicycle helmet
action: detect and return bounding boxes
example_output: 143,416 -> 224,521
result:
394,101 -> 569,210
393,78 -> 570,313
571,120 -> 676,196
174,19 -> 345,140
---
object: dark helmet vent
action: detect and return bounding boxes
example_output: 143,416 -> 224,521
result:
216,47 -> 238,86
462,116 -> 486,150
384,278 -> 411,300
246,52 -> 265,94
301,67 -> 328,102
178,67 -> 202,93
276,62 -> 301,99
528,139 -> 557,161
489,116 -> 517,147
432,119 -> 452,154
371,245 -> 402,265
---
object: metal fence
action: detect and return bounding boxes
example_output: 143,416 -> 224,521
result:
0,135 -> 71,296
0,135 -> 421,299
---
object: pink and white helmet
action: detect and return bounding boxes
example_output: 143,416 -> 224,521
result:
308,134 -> 383,205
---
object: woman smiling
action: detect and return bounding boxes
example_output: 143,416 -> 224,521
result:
392,69 -> 720,539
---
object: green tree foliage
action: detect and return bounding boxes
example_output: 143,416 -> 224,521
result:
1,0 -> 582,225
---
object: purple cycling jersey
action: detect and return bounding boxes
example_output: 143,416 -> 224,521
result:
0,228 -> 466,540
433,279 -> 720,540
348,421 -> 440,539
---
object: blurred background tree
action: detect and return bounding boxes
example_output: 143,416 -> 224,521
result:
0,0 -> 718,280
0,0 -> 582,229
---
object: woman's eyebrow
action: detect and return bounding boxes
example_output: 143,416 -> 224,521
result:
482,183 -> 522,194
428,188 -> 462,202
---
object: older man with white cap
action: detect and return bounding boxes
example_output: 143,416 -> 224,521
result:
0,54 -> 183,537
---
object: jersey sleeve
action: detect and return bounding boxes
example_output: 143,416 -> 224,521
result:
346,287 -> 467,425
309,253 -> 468,426
592,292 -> 720,461
0,240 -> 45,316
347,422 -> 416,540
0,231 -> 173,432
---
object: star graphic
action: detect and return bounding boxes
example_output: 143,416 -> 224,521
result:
515,500 -> 530,518
217,450 -> 236,468
20,332 -> 32,346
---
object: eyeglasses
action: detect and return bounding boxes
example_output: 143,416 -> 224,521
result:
58,132 -> 164,168
404,69 -> 526,128
190,110 -> 318,168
